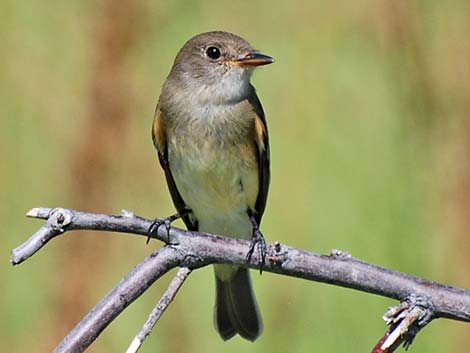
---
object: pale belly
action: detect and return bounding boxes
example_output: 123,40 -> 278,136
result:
169,138 -> 259,240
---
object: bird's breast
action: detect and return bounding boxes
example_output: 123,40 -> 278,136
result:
167,116 -> 259,238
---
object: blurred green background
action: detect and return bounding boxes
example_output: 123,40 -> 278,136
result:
2,1 -> 469,352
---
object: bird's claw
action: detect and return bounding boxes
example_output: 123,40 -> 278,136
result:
246,228 -> 267,274
147,216 -> 175,244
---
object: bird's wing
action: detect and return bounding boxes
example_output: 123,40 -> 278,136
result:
248,86 -> 271,225
152,107 -> 198,231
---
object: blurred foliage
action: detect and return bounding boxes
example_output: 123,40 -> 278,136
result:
2,1 -> 469,352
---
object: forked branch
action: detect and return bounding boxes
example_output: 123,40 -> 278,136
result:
11,207 -> 470,353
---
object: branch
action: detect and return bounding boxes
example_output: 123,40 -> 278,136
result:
11,207 -> 470,353
126,267 -> 192,353
371,296 -> 433,352
55,246 -> 179,353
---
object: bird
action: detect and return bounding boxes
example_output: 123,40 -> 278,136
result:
150,31 -> 273,341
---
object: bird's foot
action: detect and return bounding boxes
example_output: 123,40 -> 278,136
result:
246,210 -> 267,274
147,213 -> 181,244
246,228 -> 267,274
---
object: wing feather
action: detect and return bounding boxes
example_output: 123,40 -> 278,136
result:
248,86 -> 271,225
152,108 -> 198,231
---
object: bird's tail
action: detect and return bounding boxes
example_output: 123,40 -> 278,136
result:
213,266 -> 263,341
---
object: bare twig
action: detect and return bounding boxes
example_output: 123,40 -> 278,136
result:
11,207 -> 470,353
126,267 -> 192,353
11,208 -> 154,265
372,296 -> 433,352
53,246 -> 179,353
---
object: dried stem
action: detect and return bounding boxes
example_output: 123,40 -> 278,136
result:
11,207 -> 470,353
126,267 -> 192,353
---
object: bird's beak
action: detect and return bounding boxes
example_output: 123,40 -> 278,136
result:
231,52 -> 274,67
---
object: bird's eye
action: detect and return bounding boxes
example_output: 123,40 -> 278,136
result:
206,46 -> 221,59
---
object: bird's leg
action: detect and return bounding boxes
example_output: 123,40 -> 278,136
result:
147,208 -> 190,244
246,209 -> 267,274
